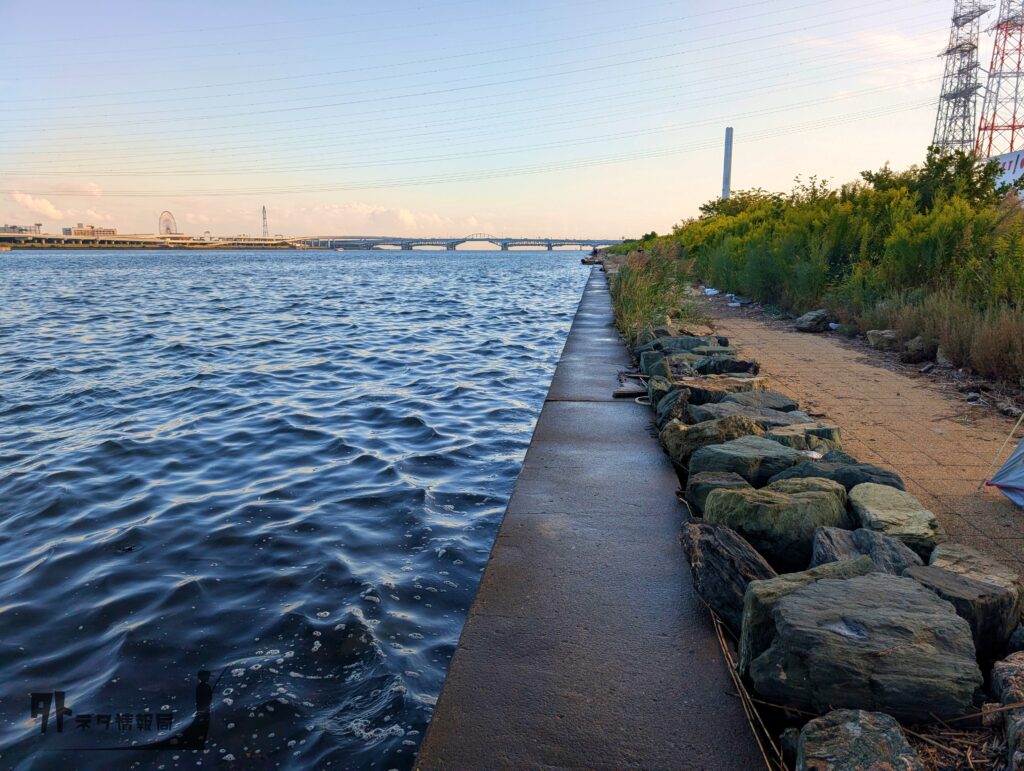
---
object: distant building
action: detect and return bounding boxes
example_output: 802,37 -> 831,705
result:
0,223 -> 42,234
61,223 -> 117,237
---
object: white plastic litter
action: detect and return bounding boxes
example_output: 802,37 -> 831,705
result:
704,288 -> 720,296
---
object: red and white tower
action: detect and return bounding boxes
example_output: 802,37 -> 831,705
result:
977,0 -> 1024,157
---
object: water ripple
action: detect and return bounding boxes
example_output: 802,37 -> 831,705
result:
0,249 -> 585,769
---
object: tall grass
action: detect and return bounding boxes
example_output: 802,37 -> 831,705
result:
874,291 -> 1024,381
610,244 -> 704,346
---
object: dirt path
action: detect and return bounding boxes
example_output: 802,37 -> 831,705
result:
707,301 -> 1024,577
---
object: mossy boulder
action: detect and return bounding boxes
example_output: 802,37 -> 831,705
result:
749,573 -> 982,722
659,416 -> 763,468
687,401 -> 814,430
646,375 -> 674,409
850,483 -> 946,560
681,376 -> 768,405
704,477 -> 852,572
685,471 -> 753,515
681,522 -> 776,634
810,527 -> 922,575
654,387 -> 690,428
905,564 -> 1021,662
689,435 -> 805,488
796,710 -> 923,771
764,422 -> 842,453
929,542 -> 1024,620
768,454 -> 905,492
722,389 -> 799,413
738,556 -> 876,675
794,309 -> 831,333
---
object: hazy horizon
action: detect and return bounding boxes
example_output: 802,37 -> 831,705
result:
2,0 -> 955,237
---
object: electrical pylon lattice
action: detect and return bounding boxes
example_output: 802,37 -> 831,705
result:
977,0 -> 1024,156
934,0 -> 992,152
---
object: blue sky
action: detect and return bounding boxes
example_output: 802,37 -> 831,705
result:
0,0 -> 954,237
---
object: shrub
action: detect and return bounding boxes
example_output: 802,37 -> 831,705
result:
635,148 -> 1024,383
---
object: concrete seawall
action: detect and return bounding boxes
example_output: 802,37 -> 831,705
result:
416,268 -> 763,769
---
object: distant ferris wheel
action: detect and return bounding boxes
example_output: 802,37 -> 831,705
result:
158,211 -> 177,235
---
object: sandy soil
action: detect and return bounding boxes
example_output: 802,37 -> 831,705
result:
705,298 -> 1024,577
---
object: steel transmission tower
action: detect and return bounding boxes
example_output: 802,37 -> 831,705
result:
978,0 -> 1024,156
934,0 -> 991,151
262,206 -> 269,238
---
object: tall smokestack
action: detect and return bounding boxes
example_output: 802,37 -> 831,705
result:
722,127 -> 734,200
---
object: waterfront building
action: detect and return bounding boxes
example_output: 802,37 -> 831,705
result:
0,223 -> 42,234
61,223 -> 117,237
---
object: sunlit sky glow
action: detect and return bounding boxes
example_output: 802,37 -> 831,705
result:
0,0 -> 960,237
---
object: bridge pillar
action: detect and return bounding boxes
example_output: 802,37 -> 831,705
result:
500,242 -> 509,251
546,242 -> 553,251
446,243 -> 458,251
401,243 -> 413,251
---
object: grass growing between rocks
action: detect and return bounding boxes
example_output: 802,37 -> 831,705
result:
619,148 -> 1024,385
609,244 -> 706,346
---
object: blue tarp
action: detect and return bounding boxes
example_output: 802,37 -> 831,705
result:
989,438 -> 1024,508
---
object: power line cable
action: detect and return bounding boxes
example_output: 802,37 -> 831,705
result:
1,0 -> 938,133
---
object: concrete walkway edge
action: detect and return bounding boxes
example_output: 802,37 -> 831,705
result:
416,268 -> 763,770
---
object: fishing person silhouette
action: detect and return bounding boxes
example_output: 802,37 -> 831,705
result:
139,668 -> 221,750
63,668 -> 224,753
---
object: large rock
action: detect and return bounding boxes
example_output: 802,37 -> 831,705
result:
646,352 -> 699,379
722,389 -> 799,413
769,455 -> 906,492
634,334 -> 720,356
646,375 -> 674,410
905,564 -> 1020,662
687,401 -> 814,429
766,476 -> 850,503
689,344 -> 738,359
655,387 -> 690,428
633,326 -> 675,348
681,376 -> 768,405
796,710 -> 923,771
738,556 -> 876,675
992,652 -> 1024,771
764,422 -> 842,453
692,356 -> 759,376
660,416 -> 763,468
900,335 -> 936,364
680,522 -> 776,634
639,349 -> 667,376
689,435 -> 806,488
810,527 -> 923,575
748,573 -> 982,722
850,483 -> 946,560
929,542 -> 1024,619
794,308 -> 830,333
867,329 -> 900,351
685,471 -> 752,514
704,477 -> 853,572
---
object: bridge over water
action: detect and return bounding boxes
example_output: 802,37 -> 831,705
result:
300,233 -> 623,251
0,231 -> 623,251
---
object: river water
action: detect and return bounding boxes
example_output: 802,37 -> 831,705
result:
0,249 -> 587,769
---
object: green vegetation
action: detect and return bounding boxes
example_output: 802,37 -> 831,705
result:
616,149 -> 1024,384
609,242 -> 705,346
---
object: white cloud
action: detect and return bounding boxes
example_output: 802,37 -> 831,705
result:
66,207 -> 114,223
9,192 -> 63,220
